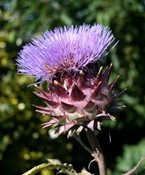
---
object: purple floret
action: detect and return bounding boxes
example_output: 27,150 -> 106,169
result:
17,24 -> 115,82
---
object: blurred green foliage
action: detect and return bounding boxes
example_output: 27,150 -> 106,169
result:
0,0 -> 145,174
116,139 -> 145,174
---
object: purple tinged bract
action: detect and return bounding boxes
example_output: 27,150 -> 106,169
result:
17,24 -> 115,82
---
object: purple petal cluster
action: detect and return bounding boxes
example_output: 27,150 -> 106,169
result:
17,24 -> 115,82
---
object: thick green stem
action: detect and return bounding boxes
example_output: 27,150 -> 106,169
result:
85,128 -> 107,175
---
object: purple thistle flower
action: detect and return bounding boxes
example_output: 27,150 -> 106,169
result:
17,24 -> 115,82
17,24 -> 125,136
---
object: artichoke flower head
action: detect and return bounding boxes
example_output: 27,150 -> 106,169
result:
17,24 -> 125,136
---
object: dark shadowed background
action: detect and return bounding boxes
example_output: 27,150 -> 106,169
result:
0,0 -> 145,174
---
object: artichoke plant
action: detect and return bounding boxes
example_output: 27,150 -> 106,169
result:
17,24 -> 125,175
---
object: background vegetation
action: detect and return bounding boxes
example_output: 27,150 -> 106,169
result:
0,0 -> 145,174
